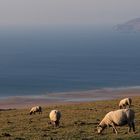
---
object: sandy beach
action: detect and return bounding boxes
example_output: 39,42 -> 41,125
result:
0,87 -> 140,109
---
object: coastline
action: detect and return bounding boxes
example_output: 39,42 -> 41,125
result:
0,87 -> 140,109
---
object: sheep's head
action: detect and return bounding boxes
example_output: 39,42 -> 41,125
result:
97,125 -> 103,134
30,112 -> 32,115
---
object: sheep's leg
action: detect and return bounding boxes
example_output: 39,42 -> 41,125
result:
132,122 -> 135,132
112,128 -> 116,133
56,120 -> 60,127
111,123 -> 118,134
128,123 -> 131,133
128,104 -> 131,108
128,121 -> 135,133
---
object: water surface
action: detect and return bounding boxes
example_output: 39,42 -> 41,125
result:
0,27 -> 140,96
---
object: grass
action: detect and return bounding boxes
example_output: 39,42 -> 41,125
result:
0,97 -> 140,140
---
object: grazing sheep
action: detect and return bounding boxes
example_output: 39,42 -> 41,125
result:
119,98 -> 132,109
49,110 -> 61,127
30,106 -> 42,115
97,109 -> 135,134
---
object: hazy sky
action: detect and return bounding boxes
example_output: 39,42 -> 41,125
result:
0,0 -> 140,27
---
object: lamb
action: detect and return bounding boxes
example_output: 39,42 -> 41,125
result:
97,109 -> 135,134
119,98 -> 132,109
49,110 -> 61,127
30,106 -> 42,115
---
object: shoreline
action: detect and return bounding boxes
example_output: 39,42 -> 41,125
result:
0,87 -> 140,109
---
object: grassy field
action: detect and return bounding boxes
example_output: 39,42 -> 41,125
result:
0,97 -> 140,140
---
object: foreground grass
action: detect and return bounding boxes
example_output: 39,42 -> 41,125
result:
0,97 -> 140,140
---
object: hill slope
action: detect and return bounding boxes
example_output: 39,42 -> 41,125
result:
0,97 -> 140,139
114,18 -> 140,32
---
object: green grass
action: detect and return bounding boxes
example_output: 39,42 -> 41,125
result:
0,97 -> 140,140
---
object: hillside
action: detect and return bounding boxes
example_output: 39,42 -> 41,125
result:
0,97 -> 140,140
114,18 -> 140,32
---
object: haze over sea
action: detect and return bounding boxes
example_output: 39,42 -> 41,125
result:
0,27 -> 140,97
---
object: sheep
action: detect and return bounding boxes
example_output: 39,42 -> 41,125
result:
30,106 -> 42,115
119,98 -> 132,109
97,109 -> 135,134
49,110 -> 61,127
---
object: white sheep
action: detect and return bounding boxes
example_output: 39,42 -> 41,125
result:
119,98 -> 132,109
97,109 -> 135,134
30,106 -> 42,115
49,110 -> 61,127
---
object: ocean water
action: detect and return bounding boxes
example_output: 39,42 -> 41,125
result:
0,27 -> 140,97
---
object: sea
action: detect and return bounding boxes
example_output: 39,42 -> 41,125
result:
0,26 -> 140,97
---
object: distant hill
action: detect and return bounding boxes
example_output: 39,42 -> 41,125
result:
114,18 -> 140,32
